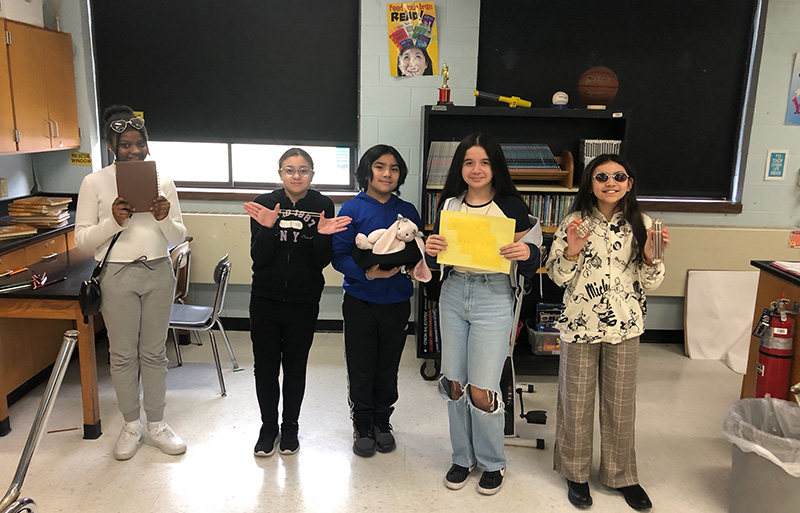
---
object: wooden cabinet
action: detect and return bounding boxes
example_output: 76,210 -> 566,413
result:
0,24 -> 15,153
0,229 -> 74,415
3,19 -> 80,153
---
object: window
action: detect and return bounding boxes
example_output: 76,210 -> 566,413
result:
90,1 -> 359,191
147,141 -> 353,189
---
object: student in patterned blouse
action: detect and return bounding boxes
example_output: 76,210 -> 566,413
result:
546,154 -> 670,511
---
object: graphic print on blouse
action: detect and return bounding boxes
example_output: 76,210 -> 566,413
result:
550,210 -> 663,344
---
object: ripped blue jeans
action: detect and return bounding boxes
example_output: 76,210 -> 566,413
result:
437,271 -> 514,472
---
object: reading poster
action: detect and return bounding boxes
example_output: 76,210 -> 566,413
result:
787,53 -> 800,125
387,2 -> 438,78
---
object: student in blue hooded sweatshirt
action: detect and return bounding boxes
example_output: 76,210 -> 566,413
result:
332,144 -> 422,458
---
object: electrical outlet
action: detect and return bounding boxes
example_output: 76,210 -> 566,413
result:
0,178 -> 7,198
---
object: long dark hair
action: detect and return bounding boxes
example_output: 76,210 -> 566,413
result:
437,132 -> 523,210
571,154 -> 647,265
355,144 -> 408,194
102,104 -> 148,161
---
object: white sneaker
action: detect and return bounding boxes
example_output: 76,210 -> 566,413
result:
114,420 -> 143,461
144,421 -> 187,455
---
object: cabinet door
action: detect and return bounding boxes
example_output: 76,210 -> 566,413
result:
40,29 -> 79,149
0,21 -> 17,153
5,21 -> 50,152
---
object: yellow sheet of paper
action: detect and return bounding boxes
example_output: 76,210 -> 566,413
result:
436,210 -> 515,274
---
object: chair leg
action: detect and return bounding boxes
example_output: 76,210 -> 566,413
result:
171,329 -> 183,367
207,331 -> 226,397
215,319 -> 239,370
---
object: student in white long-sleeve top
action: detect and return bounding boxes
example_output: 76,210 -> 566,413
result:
75,105 -> 187,461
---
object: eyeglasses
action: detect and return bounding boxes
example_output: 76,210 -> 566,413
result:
280,167 -> 313,177
593,171 -> 629,183
109,117 -> 145,133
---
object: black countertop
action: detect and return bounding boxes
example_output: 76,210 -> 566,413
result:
0,247 -> 94,300
0,211 -> 76,254
750,260 -> 800,288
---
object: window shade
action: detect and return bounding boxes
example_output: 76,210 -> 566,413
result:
90,1 -> 359,147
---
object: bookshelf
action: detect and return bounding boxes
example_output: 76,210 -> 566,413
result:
417,105 -> 629,377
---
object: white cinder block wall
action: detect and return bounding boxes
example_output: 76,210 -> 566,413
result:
360,0 -> 480,208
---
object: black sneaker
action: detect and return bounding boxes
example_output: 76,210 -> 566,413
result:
477,467 -> 505,495
444,463 -> 475,490
279,422 -> 299,455
373,423 -> 396,453
253,424 -> 278,457
352,426 -> 376,458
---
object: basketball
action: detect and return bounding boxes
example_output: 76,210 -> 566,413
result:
577,67 -> 619,106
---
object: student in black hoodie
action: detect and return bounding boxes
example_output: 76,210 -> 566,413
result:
244,148 -> 351,457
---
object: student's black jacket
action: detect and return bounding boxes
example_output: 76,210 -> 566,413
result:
250,188 -> 335,304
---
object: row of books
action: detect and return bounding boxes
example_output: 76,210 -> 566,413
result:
426,141 -> 561,186
420,299 -> 441,355
422,191 -> 575,228
521,193 -> 574,228
578,139 -> 622,170
7,196 -> 72,229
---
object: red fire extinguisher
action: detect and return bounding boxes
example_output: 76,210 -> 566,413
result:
755,298 -> 794,400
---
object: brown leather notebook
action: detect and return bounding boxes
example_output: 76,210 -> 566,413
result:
115,161 -> 159,213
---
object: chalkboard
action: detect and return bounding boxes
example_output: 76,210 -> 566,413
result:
477,0 -> 761,200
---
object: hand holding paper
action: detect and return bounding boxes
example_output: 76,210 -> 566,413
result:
436,210 -> 515,274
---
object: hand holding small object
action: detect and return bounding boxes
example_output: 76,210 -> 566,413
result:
243,202 -> 280,228
425,234 -> 448,257
112,197 -> 132,226
150,195 -> 170,221
564,218 -> 591,258
317,212 -> 352,235
643,223 -> 670,264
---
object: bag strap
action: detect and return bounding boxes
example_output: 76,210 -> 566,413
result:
91,232 -> 122,278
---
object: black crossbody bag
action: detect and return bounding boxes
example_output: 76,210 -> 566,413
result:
78,232 -> 121,323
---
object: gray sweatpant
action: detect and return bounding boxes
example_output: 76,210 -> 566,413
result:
100,257 -> 175,422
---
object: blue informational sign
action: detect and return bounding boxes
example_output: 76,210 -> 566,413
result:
765,150 -> 788,180
786,53 -> 800,125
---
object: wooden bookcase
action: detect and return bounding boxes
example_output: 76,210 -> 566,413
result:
417,105 -> 629,378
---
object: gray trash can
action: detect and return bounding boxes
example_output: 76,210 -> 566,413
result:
723,398 -> 800,513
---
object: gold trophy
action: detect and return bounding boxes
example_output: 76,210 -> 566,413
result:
437,63 -> 452,105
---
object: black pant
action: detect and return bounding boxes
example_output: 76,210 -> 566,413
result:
250,295 -> 319,430
343,293 -> 410,431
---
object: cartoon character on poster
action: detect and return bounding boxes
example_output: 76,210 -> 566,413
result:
387,2 -> 438,77
786,53 -> 800,125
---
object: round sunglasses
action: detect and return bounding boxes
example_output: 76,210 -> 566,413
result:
593,171 -> 629,183
109,117 -> 145,134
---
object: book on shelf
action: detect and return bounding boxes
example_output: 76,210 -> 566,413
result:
0,224 -> 38,240
426,141 -> 460,186
578,139 -> 622,170
501,143 -> 560,170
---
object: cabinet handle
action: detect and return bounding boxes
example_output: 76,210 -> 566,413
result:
42,253 -> 58,260
46,119 -> 54,138
53,120 -> 60,137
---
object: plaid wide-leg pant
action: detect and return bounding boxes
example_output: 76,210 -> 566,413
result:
553,336 -> 640,488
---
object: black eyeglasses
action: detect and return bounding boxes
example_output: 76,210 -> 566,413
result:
109,117 -> 145,133
280,167 -> 313,177
593,171 -> 629,183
